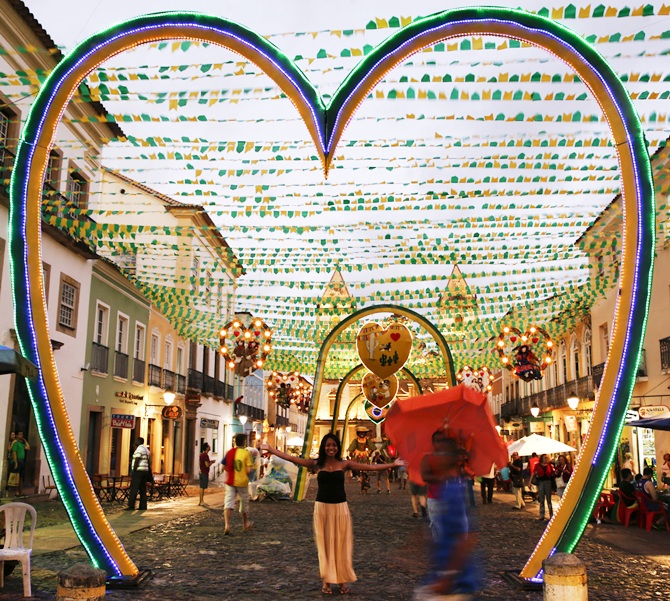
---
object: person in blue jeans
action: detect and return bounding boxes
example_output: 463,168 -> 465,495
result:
418,433 -> 480,598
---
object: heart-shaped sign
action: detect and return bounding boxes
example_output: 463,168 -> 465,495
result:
364,399 -> 393,424
361,372 -> 398,409
356,322 -> 412,379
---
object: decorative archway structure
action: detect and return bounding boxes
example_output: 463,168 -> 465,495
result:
9,7 -> 653,581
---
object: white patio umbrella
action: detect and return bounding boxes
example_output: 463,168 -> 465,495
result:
507,433 -> 576,457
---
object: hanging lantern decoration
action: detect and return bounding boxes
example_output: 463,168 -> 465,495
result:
266,371 -> 313,412
456,366 -> 492,393
494,326 -> 553,382
219,315 -> 272,377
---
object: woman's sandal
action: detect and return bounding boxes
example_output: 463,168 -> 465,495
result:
321,584 -> 332,595
340,585 -> 350,595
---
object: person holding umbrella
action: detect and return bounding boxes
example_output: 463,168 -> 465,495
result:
261,434 -> 405,595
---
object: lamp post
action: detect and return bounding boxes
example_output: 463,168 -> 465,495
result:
145,389 -> 176,416
567,392 -> 580,411
530,402 -> 540,418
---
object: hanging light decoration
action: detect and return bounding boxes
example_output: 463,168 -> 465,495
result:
456,365 -> 492,392
266,371 -> 313,412
219,314 -> 272,377
494,326 -> 553,382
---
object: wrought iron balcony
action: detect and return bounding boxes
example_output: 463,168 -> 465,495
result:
187,368 -> 203,392
148,363 -> 162,387
163,369 -> 175,392
237,402 -> 264,421
501,375 -> 597,418
132,358 -> 145,384
176,373 -> 186,394
91,342 -> 108,374
113,351 -> 128,379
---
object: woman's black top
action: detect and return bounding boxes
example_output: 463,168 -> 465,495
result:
316,470 -> 347,504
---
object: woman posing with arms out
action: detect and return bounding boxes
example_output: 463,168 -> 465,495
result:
261,434 -> 405,595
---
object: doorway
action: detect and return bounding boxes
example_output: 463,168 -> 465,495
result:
86,410 -> 102,475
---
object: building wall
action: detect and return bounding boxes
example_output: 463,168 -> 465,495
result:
81,261 -> 150,476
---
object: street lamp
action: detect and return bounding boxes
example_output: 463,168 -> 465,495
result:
163,389 -> 176,406
239,415 -> 248,425
530,402 -> 540,418
567,392 -> 580,411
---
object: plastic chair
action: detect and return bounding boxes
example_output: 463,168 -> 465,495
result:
616,490 -> 640,527
634,491 -> 670,532
0,502 -> 37,597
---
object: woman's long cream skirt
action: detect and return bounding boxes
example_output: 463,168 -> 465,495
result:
313,501 -> 357,584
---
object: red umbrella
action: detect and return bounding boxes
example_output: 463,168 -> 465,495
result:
385,384 -> 508,485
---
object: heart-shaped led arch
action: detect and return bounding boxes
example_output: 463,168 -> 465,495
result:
10,7 -> 653,581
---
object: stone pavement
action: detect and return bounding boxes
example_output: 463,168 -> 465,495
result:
2,480 -> 670,600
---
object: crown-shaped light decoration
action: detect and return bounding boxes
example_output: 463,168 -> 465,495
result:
495,326 -> 553,382
267,371 -> 313,412
219,314 -> 272,377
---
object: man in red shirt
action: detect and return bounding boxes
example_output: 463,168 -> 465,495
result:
199,442 -> 214,506
223,433 -> 254,534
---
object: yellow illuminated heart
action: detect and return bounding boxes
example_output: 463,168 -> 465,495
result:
361,372 -> 398,408
356,322 -> 412,379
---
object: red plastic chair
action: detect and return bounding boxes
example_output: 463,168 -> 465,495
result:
617,490 -> 640,527
593,492 -> 615,522
634,491 -> 670,532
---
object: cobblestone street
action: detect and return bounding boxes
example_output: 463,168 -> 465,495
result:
2,479 -> 670,600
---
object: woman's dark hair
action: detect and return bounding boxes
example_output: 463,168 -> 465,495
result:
316,433 -> 342,468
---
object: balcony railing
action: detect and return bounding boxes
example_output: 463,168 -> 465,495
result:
148,363 -> 162,387
176,373 -> 186,394
214,379 -> 225,398
133,358 -> 145,383
237,402 -> 265,421
91,342 -> 108,374
113,351 -> 128,379
661,337 -> 670,373
163,369 -> 175,392
275,415 -> 290,427
203,374 -> 216,395
187,368 -> 203,392
501,375 -> 597,419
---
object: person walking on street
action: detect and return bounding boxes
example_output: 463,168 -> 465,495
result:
261,434 -> 406,595
371,450 -> 391,494
199,442 -> 215,506
510,452 -> 525,510
126,437 -> 151,511
409,480 -> 428,519
223,433 -> 254,535
479,464 -> 495,505
534,453 -> 555,521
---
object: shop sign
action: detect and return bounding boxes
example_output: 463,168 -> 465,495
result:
111,414 -> 136,429
625,409 -> 639,422
564,415 -> 579,432
529,421 -> 545,433
638,405 -> 670,419
200,418 -> 219,429
161,405 -> 183,420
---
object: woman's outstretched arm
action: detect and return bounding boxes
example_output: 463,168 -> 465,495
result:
346,457 -> 406,473
260,443 -> 316,469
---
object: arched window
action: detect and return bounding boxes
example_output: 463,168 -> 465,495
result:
582,328 -> 592,376
559,341 -> 567,385
570,334 -> 580,381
